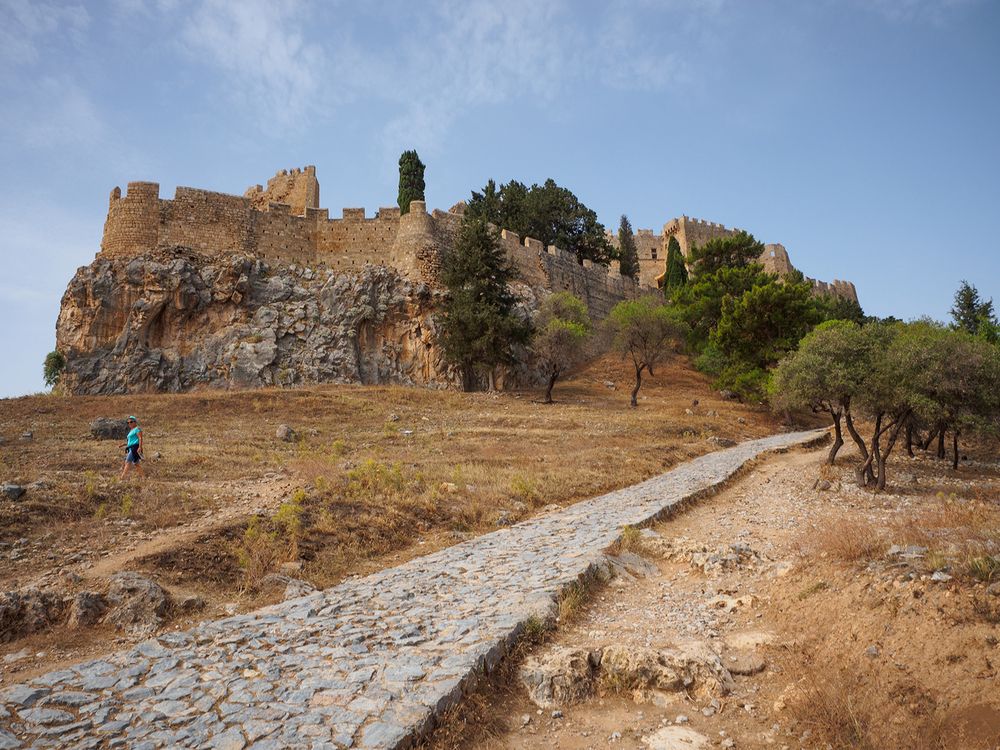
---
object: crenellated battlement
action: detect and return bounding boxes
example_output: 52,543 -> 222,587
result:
98,166 -> 857,314
609,217 -> 857,303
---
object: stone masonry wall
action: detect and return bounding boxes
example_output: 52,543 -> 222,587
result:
610,217 -> 859,304
98,169 -> 857,315
244,165 -> 319,216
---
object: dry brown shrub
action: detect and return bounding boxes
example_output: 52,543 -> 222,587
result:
889,498 -> 1000,581
790,665 -> 946,750
812,516 -> 887,563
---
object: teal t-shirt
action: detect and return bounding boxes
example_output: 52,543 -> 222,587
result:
126,426 -> 142,447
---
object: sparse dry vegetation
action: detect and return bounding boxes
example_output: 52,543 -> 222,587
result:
811,516 -> 887,562
0,354 -> 782,672
790,665 -> 947,750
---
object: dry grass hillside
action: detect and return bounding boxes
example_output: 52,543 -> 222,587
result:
0,354 -> 788,679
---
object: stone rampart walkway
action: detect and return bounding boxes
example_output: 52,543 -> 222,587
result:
0,430 -> 823,750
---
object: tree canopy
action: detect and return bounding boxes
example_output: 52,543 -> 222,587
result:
950,280 -> 997,337
397,150 -> 426,215
662,235 -> 688,292
687,231 -> 765,277
532,292 -> 592,403
617,215 -> 639,281
773,320 -> 1000,488
608,296 -> 686,407
466,178 -> 612,265
438,215 -> 532,391
43,350 -> 65,388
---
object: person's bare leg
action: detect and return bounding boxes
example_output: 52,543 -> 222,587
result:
119,462 -> 129,481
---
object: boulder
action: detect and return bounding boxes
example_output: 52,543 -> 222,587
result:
601,641 -> 735,700
1,484 -> 25,501
519,646 -> 599,708
600,645 -> 685,694
0,588 -> 65,643
89,418 -> 130,440
67,591 -> 108,627
276,424 -> 297,442
105,572 -> 171,635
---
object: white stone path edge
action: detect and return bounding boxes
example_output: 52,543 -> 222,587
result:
0,429 -> 826,750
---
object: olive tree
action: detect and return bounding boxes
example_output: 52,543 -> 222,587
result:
608,296 -> 686,407
771,320 -> 869,465
532,292 -> 592,403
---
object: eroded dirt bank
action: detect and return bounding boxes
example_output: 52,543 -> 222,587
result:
437,445 -> 1000,750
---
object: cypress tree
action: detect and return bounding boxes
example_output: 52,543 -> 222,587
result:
439,216 -> 532,391
617,215 -> 640,280
397,150 -> 426,215
663,235 -> 688,291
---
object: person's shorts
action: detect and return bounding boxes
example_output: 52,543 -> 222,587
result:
125,446 -> 142,464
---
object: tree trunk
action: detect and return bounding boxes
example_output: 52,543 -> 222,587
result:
827,410 -> 844,465
905,421 -> 914,458
875,416 -> 906,491
630,364 -> 644,408
462,365 -> 476,392
543,368 -> 558,404
937,429 -> 946,459
487,369 -> 496,392
869,413 -> 883,489
845,410 -> 873,486
920,427 -> 938,451
952,430 -> 960,471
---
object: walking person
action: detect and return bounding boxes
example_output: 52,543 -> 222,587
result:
119,415 -> 145,481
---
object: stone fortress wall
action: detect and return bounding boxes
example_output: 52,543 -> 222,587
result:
99,167 -> 645,321
100,166 -> 857,319
610,215 -> 858,303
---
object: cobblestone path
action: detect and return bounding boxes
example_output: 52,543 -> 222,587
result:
0,430 -> 823,750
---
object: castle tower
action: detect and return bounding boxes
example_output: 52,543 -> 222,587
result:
389,201 -> 441,283
244,165 -> 319,216
760,243 -> 793,275
101,182 -> 161,256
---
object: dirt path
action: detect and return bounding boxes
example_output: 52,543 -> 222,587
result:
463,444 -> 1000,750
80,475 -> 294,580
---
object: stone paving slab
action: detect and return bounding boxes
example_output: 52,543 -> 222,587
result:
0,429 -> 824,750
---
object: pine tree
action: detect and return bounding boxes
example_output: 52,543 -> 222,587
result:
663,235 -> 688,292
950,280 -> 996,336
617,215 -> 639,280
439,216 -> 532,391
397,150 -> 426,215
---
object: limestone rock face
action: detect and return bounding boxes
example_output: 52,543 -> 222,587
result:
55,247 -> 454,394
105,572 -> 170,635
519,646 -> 599,707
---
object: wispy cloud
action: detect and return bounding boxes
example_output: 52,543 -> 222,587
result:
0,1 -> 104,149
374,0 -> 716,154
178,0 -> 327,127
0,0 -> 89,70
97,0 -> 725,148
0,76 -> 105,148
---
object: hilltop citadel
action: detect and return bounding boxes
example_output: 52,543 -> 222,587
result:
101,165 -> 858,319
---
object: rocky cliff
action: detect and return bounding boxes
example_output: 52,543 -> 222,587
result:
55,248 -> 455,394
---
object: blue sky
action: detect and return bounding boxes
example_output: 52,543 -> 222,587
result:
1,0 -> 998,398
